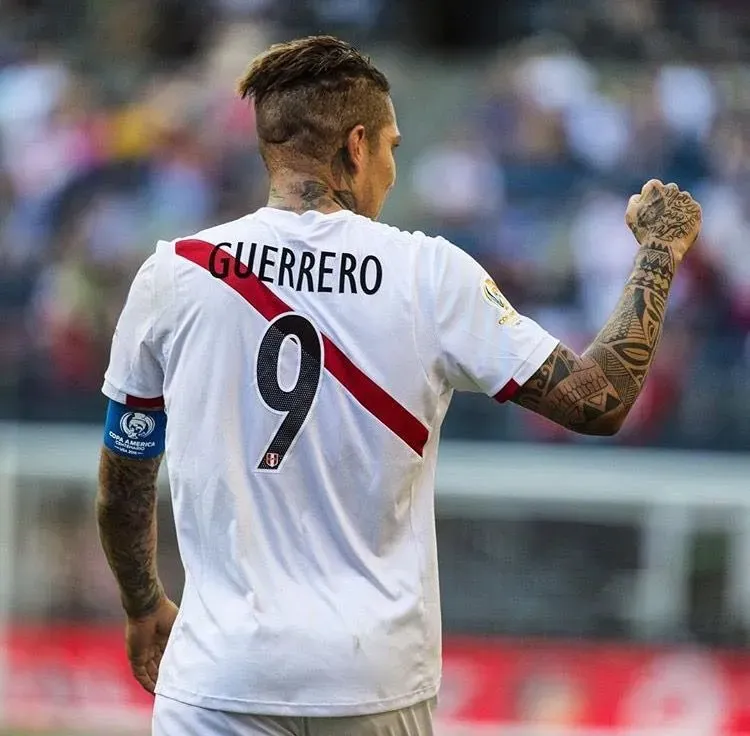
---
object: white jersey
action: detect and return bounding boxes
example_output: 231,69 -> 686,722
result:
102,207 -> 558,716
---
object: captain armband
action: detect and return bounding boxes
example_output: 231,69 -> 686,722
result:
103,399 -> 166,459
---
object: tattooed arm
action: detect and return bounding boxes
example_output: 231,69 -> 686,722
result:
97,447 -> 165,619
512,180 -> 702,435
511,244 -> 674,435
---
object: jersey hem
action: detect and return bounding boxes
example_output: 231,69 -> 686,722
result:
101,379 -> 125,404
102,379 -> 164,409
489,333 -> 560,401
153,681 -> 440,717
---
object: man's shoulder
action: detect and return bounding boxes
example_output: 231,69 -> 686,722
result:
346,213 -> 451,255
372,219 -> 462,260
162,215 -> 252,249
366,221 -> 471,271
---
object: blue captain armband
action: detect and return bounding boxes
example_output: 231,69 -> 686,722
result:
103,400 -> 166,459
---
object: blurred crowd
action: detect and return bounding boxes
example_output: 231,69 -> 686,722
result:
2,0 -> 750,654
0,0 -> 749,451
418,50 -> 750,450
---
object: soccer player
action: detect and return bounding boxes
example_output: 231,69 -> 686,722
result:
96,36 -> 702,736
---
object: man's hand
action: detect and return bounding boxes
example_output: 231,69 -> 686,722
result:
126,595 -> 179,694
625,179 -> 702,263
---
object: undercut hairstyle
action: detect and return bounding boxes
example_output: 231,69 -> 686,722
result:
238,36 -> 391,170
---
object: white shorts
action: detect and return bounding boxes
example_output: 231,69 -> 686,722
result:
152,694 -> 436,736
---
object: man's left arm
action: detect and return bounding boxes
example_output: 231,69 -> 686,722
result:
97,251 -> 177,693
96,446 -> 165,620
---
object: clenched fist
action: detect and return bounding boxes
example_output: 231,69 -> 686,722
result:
626,179 -> 702,264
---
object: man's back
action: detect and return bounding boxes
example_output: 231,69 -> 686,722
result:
103,206 -> 558,714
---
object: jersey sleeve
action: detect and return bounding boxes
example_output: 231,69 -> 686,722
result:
102,254 -> 166,408
419,236 -> 560,401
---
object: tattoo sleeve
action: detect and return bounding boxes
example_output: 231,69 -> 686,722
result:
97,447 -> 165,618
512,242 -> 676,435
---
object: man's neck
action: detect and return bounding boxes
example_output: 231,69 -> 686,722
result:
267,176 -> 358,215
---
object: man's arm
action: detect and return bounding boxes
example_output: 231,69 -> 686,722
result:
512,180 -> 701,436
97,447 -> 165,619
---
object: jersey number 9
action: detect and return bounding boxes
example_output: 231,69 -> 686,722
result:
255,314 -> 323,472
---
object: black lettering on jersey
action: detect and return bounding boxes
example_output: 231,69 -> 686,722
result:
339,252 -> 357,294
278,247 -> 296,288
296,251 -> 315,292
259,244 -> 278,283
360,255 -> 383,295
207,242 -> 383,296
233,242 -> 258,278
318,251 -> 336,293
208,243 -> 232,279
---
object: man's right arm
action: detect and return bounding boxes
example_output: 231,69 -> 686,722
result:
511,180 -> 702,436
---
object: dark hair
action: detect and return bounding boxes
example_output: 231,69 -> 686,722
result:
238,36 -> 391,167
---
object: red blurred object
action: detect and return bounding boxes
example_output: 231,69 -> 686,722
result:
3,627 -> 750,733
1,625 -> 152,732
439,637 -> 750,733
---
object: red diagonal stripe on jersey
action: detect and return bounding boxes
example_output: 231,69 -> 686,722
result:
175,239 -> 429,456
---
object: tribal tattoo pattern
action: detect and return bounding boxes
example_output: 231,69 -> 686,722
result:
97,447 -> 165,619
512,242 -> 676,434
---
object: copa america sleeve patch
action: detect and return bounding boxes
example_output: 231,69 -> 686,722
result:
481,277 -> 521,326
103,400 -> 166,459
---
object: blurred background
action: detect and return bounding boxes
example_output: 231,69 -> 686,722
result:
1,0 -> 750,733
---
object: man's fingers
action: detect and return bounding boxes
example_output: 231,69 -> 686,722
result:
146,655 -> 161,684
640,179 -> 665,203
130,654 -> 159,694
625,194 -> 641,228
641,178 -> 663,196
132,664 -> 156,693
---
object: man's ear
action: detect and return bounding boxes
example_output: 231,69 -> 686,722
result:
344,124 -> 367,175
